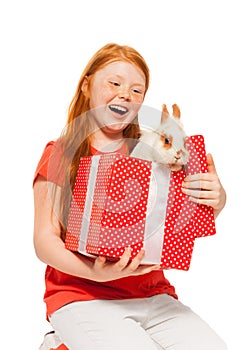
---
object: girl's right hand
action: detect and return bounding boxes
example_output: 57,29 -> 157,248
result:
89,247 -> 162,282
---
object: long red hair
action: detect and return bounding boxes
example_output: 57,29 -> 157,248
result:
55,43 -> 150,239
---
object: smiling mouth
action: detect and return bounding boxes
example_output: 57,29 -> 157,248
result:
109,105 -> 128,116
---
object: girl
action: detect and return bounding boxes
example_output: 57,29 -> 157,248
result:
34,43 -> 227,350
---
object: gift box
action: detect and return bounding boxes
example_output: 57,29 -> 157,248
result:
65,135 -> 216,270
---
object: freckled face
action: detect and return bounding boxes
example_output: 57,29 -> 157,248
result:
87,61 -> 146,136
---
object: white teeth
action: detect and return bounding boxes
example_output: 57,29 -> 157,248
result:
117,106 -> 126,112
109,105 -> 128,115
110,105 -> 127,112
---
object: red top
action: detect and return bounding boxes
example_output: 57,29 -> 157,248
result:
33,141 -> 178,318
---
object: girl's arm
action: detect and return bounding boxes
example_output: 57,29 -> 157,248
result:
33,177 -> 161,282
181,153 -> 226,219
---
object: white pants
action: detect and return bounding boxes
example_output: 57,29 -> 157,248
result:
49,294 -> 227,350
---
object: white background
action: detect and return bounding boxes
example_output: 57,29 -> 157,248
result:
1,1 -> 249,349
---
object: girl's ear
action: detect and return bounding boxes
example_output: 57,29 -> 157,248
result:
81,77 -> 89,96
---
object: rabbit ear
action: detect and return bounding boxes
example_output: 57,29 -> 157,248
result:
161,104 -> 170,123
172,104 -> 181,119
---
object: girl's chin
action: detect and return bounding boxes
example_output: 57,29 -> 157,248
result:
101,123 -> 129,134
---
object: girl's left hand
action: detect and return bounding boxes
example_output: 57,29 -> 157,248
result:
182,153 -> 226,218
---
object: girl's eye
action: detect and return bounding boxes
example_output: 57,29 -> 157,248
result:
132,89 -> 143,94
109,81 -> 120,86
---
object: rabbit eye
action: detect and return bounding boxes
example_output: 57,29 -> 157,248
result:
160,135 -> 172,148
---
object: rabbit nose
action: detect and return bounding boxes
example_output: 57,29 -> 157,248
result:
175,150 -> 181,160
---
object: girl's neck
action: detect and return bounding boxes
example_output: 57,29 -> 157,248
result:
91,131 -> 125,153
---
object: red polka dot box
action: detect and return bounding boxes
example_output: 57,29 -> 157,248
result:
65,135 -> 216,271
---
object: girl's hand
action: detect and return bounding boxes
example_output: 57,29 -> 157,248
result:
182,153 -> 226,218
89,248 -> 161,282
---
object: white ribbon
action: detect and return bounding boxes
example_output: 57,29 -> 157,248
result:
142,163 -> 171,264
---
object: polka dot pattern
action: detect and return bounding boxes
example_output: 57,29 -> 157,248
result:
93,157 -> 152,259
65,135 -> 216,271
161,135 -> 216,270
65,156 -> 92,251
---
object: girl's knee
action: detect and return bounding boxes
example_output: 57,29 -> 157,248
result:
192,320 -> 227,349
178,310 -> 227,350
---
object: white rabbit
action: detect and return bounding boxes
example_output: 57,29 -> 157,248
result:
130,104 -> 189,171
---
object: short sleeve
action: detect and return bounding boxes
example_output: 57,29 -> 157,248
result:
33,141 -> 64,186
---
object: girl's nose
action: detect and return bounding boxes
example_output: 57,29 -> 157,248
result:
118,85 -> 131,100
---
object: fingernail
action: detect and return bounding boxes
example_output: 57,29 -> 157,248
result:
140,249 -> 145,256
